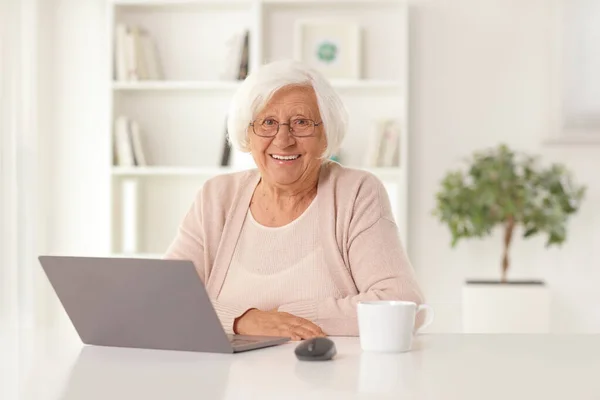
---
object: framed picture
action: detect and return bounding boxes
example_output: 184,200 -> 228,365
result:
294,19 -> 362,80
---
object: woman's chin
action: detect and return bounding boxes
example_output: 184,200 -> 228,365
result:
264,167 -> 304,186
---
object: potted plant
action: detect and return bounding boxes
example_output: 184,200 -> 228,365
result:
433,144 -> 586,333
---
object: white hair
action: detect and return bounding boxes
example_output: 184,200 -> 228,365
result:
227,60 -> 348,159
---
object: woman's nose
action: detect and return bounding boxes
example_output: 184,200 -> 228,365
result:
272,124 -> 295,147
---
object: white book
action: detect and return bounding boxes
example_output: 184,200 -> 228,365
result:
129,120 -> 147,166
114,116 -> 135,166
363,120 -> 385,167
139,31 -> 163,80
131,26 -> 148,80
125,29 -> 139,81
121,178 -> 139,254
114,24 -> 129,81
379,120 -> 401,167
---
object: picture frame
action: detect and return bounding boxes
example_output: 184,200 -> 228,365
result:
294,19 -> 362,80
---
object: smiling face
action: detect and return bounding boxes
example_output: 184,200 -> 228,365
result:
248,85 -> 327,189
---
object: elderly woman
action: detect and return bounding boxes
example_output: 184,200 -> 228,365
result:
165,60 -> 425,340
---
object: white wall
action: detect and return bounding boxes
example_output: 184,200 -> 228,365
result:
409,0 -> 600,333
41,0 -> 109,328
42,0 -> 600,332
45,0 -> 110,255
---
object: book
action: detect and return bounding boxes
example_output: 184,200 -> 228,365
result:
114,24 -> 129,81
139,30 -> 163,80
114,116 -> 135,166
363,119 -> 401,167
363,120 -> 385,167
114,24 -> 163,81
114,116 -> 148,167
379,120 -> 401,167
125,28 -> 139,81
129,120 -> 147,166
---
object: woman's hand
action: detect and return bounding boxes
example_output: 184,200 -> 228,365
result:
234,309 -> 325,340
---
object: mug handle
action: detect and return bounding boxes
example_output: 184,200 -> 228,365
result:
414,304 -> 434,335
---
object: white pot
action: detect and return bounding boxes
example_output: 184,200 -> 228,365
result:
462,281 -> 550,333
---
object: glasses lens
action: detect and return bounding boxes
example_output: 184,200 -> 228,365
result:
290,118 -> 314,136
255,118 -> 278,136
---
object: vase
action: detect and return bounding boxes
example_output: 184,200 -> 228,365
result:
462,280 -> 550,333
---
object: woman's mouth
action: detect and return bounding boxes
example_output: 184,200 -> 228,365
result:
270,154 -> 301,162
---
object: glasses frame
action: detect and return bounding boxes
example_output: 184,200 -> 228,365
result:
249,118 -> 323,138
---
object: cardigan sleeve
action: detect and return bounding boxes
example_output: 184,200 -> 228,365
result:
163,191 -> 249,334
278,175 -> 426,336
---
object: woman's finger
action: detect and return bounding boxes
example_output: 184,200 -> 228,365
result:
292,325 -> 320,340
288,316 -> 320,333
297,319 -> 324,336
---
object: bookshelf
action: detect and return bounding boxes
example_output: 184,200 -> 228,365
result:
108,0 -> 409,257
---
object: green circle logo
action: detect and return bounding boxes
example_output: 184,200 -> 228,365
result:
317,41 -> 337,63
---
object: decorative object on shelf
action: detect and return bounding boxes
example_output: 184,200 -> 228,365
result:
433,144 -> 586,333
114,116 -> 148,167
294,20 -> 361,79
363,119 -> 401,167
114,23 -> 163,81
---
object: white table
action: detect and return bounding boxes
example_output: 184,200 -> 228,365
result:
3,329 -> 600,400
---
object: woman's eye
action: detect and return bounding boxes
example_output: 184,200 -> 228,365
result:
262,119 -> 276,126
293,119 -> 309,126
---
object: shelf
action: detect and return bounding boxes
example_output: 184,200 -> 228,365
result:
113,80 -> 401,92
112,0 -> 251,8
112,0 -> 396,6
112,166 -> 238,176
263,0 -> 402,5
113,81 -> 242,91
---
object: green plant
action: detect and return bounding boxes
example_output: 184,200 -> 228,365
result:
433,144 -> 586,282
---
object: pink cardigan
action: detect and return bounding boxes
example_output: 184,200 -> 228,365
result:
164,161 -> 425,336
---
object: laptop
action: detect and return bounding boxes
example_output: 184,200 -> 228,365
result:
38,256 -> 289,353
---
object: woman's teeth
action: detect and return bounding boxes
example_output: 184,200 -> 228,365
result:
271,154 -> 300,160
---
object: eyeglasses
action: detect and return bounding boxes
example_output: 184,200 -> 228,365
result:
249,117 -> 322,138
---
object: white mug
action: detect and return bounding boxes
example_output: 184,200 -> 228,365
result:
357,301 -> 434,353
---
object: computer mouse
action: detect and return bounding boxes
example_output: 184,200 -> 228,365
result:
294,337 -> 336,361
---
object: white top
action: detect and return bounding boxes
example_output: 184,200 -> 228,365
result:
5,329 -> 600,400
217,197 -> 342,311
